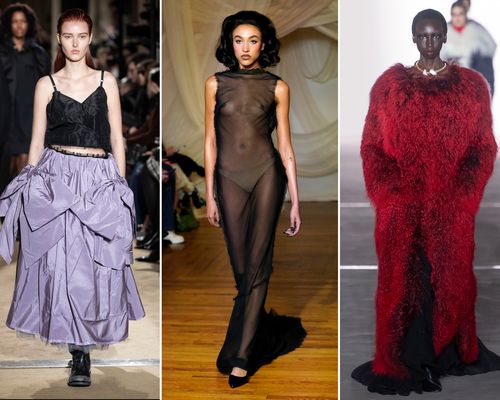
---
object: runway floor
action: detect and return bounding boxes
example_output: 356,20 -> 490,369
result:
163,202 -> 337,399
0,243 -> 160,399
340,145 -> 500,399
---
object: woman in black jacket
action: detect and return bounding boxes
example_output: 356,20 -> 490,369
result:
0,3 -> 50,177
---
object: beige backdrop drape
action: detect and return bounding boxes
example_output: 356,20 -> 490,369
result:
163,0 -> 338,201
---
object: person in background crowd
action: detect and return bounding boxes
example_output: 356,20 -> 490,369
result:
128,66 -> 161,262
163,159 -> 184,245
0,2 -> 50,181
0,54 -> 11,193
441,0 -> 496,94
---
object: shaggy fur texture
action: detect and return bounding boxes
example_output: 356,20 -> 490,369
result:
361,63 -> 497,378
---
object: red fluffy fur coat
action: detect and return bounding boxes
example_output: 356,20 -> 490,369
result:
361,63 -> 497,378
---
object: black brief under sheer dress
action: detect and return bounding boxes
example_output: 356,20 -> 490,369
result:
213,68 -> 306,375
352,250 -> 500,395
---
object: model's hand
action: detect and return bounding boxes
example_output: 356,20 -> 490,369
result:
285,204 -> 301,236
206,199 -> 220,227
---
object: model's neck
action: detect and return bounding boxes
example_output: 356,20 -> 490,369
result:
418,56 -> 445,71
238,62 -> 261,70
12,36 -> 25,51
60,58 -> 93,79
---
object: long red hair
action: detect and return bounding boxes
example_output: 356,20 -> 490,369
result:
54,8 -> 95,72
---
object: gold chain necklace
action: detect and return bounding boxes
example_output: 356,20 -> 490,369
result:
414,60 -> 447,76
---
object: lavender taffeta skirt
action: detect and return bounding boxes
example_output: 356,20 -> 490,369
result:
0,148 -> 145,346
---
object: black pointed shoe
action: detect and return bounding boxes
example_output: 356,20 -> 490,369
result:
228,373 -> 249,388
68,350 -> 91,387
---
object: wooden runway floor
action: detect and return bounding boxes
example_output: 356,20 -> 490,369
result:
162,202 -> 338,399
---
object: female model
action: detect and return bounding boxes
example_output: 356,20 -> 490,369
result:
0,9 -> 144,387
204,10 -> 306,389
0,3 -> 50,180
352,9 -> 500,395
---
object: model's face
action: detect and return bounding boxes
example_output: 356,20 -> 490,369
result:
58,20 -> 92,64
232,24 -> 264,69
451,6 -> 467,28
11,11 -> 28,40
413,19 -> 446,60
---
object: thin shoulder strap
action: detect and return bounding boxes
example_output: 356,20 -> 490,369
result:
48,74 -> 57,91
100,70 -> 104,87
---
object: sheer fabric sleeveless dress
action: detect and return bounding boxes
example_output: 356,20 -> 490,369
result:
214,68 -> 306,374
0,70 -> 145,347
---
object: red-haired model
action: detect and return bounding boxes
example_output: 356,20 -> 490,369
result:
352,9 -> 500,395
0,9 -> 144,387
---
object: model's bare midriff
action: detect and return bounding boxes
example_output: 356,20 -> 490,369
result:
51,144 -> 107,156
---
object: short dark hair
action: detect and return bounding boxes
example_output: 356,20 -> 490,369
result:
412,9 -> 447,36
215,10 -> 280,71
1,2 -> 38,41
451,1 -> 466,12
129,52 -> 150,66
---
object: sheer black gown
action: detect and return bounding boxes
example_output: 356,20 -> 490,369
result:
213,68 -> 306,375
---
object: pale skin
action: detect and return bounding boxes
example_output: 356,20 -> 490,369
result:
204,24 -> 301,378
28,20 -> 126,176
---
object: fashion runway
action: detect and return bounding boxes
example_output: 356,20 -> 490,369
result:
163,202 -> 337,399
340,145 -> 500,399
0,244 -> 160,399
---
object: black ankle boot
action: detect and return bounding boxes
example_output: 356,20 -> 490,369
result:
68,350 -> 91,387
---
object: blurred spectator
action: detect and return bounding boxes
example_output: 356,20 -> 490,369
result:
442,0 -> 496,94
120,52 -> 151,126
163,162 -> 184,245
0,2 -> 50,183
135,148 -> 160,262
0,56 -> 10,193
126,66 -> 160,259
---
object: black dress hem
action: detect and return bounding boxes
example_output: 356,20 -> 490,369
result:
352,250 -> 500,395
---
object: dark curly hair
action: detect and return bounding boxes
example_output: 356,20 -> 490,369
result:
412,9 -> 447,36
0,2 -> 38,41
215,10 -> 280,71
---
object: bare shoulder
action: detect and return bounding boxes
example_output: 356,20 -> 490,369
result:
276,79 -> 289,93
205,75 -> 218,102
275,79 -> 290,103
35,75 -> 55,102
36,75 -> 53,90
205,75 -> 217,91
101,70 -> 118,90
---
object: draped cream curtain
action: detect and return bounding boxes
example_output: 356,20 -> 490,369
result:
163,0 -> 338,200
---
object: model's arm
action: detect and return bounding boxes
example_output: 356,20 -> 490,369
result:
275,80 -> 301,236
360,83 -> 402,207
104,71 -> 126,177
204,75 -> 219,227
455,79 -> 497,215
27,76 -> 52,166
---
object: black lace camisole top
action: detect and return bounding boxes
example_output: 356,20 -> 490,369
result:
44,70 -> 112,152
